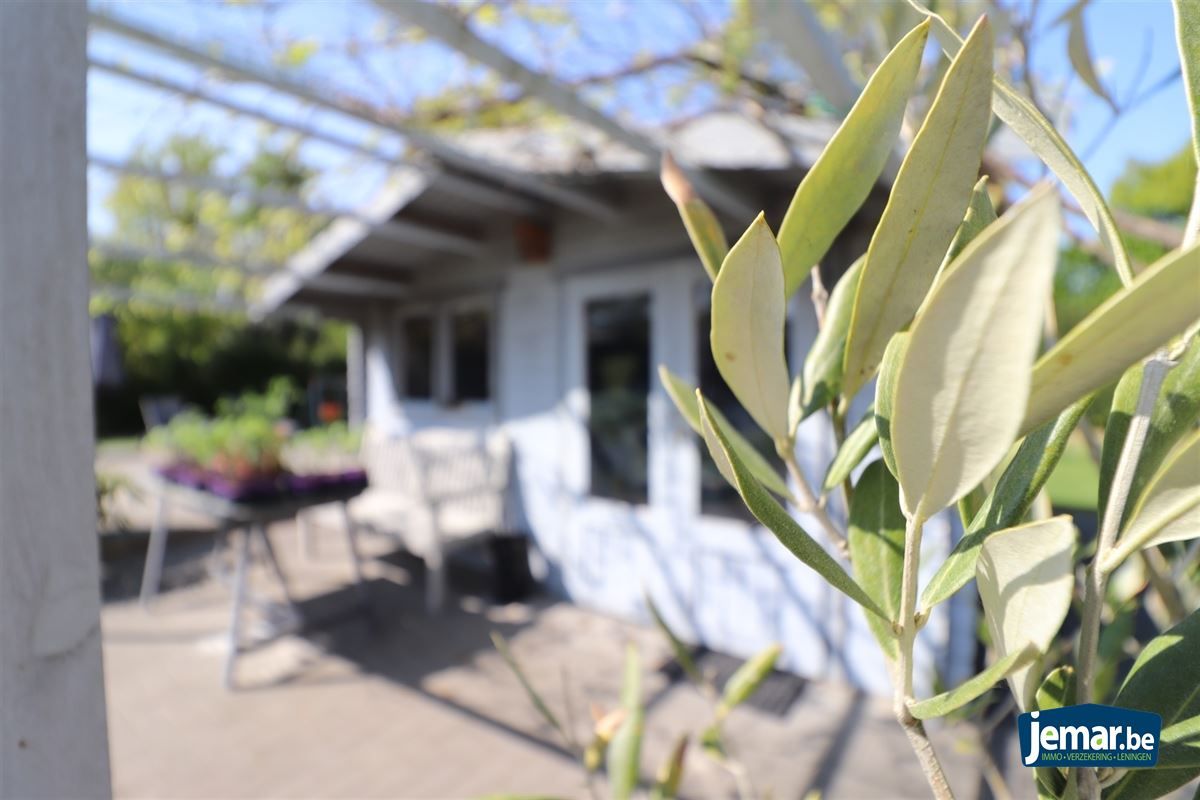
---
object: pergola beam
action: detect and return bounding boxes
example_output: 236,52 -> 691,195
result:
91,241 -> 408,302
88,8 -> 620,221
90,54 -> 543,217
89,155 -> 484,257
377,0 -> 759,221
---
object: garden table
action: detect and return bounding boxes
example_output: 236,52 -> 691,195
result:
139,477 -> 369,688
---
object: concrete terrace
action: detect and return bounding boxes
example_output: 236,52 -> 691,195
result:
99,509 -> 1002,800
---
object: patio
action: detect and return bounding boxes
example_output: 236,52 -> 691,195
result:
99,447 -> 996,799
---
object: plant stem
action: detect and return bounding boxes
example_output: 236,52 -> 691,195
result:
896,513 -> 955,800
778,439 -> 849,556
1075,355 -> 1173,800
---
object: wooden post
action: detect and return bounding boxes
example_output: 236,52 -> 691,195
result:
0,3 -> 112,796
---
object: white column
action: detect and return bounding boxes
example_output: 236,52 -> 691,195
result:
0,4 -> 112,796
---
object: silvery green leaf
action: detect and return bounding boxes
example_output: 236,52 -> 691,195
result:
874,331 -> 909,480
649,734 -> 688,800
696,394 -> 889,621
710,214 -> 791,440
941,176 -> 997,274
1023,243 -> 1200,435
776,21 -> 929,297
1057,3 -> 1117,111
892,187 -> 1061,519
1108,430 -> 1200,567
1099,334 -> 1200,521
661,152 -> 727,281
823,406 -> 879,493
491,632 -> 568,743
842,16 -> 994,402
847,460 -> 904,659
801,255 -> 864,417
608,644 -> 644,800
908,1 -> 1135,285
658,366 -> 791,499
716,643 -> 782,718
908,644 -> 1039,719
976,516 -> 1077,710
1108,610 -> 1200,800
920,397 -> 1089,610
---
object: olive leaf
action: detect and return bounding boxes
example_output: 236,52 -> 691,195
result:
1023,242 -> 1200,434
920,397 -> 1090,611
908,644 -> 1039,719
847,460 -> 904,659
716,643 -> 782,719
649,734 -> 688,800
491,632 -> 568,745
874,330 -> 909,479
801,255 -> 864,417
941,176 -> 997,275
776,21 -> 929,297
841,16 -> 994,402
644,592 -> 704,689
607,644 -> 644,800
891,186 -> 1061,519
1106,610 -> 1200,800
710,214 -> 791,440
823,406 -> 879,493
661,152 -> 727,281
1056,3 -> 1118,111
1176,0 -> 1200,170
1099,334 -> 1200,521
908,0 -> 1135,285
696,394 -> 889,621
976,516 -> 1077,710
658,366 -> 791,499
1106,430 -> 1200,569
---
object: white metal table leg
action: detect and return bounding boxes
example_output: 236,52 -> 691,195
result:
139,490 -> 170,606
223,526 -> 253,690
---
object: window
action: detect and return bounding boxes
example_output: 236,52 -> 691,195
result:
402,316 -> 433,399
451,308 -> 490,402
586,295 -> 650,504
695,285 -> 785,519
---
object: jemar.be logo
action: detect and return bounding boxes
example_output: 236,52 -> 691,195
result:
1019,704 -> 1161,768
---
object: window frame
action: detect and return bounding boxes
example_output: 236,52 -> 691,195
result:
394,293 -> 496,407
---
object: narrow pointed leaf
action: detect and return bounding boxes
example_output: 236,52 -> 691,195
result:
710,215 -> 791,439
491,632 -> 567,743
1035,666 -> 1076,711
977,516 -> 1077,710
823,406 -> 879,492
662,152 -> 727,281
909,644 -> 1039,719
921,397 -> 1089,610
717,643 -> 782,717
644,592 -> 704,689
608,644 -> 644,800
649,734 -> 688,800
801,255 -> 864,416
1023,243 -> 1200,434
874,331 -> 909,479
942,176 -> 997,273
1175,0 -> 1200,168
1099,334 -> 1200,519
847,460 -> 904,659
1107,610 -> 1200,800
1062,6 -> 1117,111
777,21 -> 930,296
659,366 -> 791,498
909,0 -> 1135,284
1108,430 -> 1200,566
842,17 -> 994,401
697,395 -> 889,621
892,187 -> 1061,519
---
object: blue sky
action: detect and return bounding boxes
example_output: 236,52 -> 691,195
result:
87,0 -> 1191,240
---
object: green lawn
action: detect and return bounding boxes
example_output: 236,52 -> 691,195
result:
1044,436 -> 1100,511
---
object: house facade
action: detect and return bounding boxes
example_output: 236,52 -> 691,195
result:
258,114 -> 975,697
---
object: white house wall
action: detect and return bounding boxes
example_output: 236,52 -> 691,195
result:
358,206 -> 972,698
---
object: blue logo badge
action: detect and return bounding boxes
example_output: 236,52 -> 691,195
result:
1019,704 -> 1161,768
